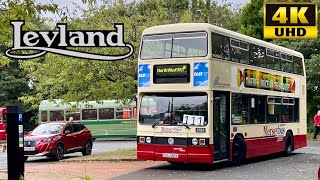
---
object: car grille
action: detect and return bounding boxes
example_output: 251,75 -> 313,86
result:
24,140 -> 39,147
24,150 -> 39,155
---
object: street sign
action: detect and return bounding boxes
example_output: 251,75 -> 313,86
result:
18,113 -> 22,123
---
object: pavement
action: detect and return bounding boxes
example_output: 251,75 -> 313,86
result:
0,140 -> 136,170
0,141 -> 319,180
0,161 -> 163,180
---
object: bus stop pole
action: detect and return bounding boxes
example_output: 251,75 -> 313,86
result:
7,106 -> 24,180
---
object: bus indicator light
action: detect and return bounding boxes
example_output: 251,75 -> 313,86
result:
139,137 -> 145,143
264,2 -> 318,39
199,139 -> 205,145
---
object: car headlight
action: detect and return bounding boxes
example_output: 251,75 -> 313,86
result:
41,137 -> 53,142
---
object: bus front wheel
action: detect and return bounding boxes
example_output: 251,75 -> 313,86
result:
232,136 -> 246,166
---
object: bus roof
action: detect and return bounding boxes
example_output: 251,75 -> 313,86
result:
142,23 -> 303,58
39,100 -> 136,111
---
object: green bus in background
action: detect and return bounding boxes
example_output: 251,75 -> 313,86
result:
39,100 -> 137,139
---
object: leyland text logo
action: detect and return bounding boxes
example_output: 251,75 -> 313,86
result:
264,2 -> 318,39
5,21 -> 134,60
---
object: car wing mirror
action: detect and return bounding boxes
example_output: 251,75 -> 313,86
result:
64,130 -> 70,135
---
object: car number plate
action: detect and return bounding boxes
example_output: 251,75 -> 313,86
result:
24,147 -> 35,151
162,153 -> 178,158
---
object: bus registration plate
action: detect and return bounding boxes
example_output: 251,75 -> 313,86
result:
24,147 -> 35,151
162,153 -> 178,158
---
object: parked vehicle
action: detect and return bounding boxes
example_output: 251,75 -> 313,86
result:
0,108 -> 6,141
24,122 -> 93,161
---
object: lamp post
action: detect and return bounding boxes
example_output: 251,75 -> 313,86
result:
195,9 -> 210,23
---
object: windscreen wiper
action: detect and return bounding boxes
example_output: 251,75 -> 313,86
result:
181,123 -> 190,129
152,120 -> 160,128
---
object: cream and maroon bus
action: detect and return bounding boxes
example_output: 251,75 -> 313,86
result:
136,23 -> 306,165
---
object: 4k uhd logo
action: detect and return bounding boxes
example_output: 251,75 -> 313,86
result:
264,2 -> 318,39
5,21 -> 134,60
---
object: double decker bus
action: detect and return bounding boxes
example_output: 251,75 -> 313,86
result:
0,108 -> 7,140
39,100 -> 137,139
136,23 -> 306,164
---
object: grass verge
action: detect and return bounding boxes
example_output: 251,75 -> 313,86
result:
63,147 -> 136,162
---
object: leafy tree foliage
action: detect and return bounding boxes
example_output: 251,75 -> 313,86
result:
239,0 -> 264,39
16,0 -> 240,108
0,0 -> 58,66
0,0 -> 58,119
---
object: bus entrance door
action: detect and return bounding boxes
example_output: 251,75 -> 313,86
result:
213,91 -> 230,161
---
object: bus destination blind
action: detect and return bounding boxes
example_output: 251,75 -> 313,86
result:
153,64 -> 190,83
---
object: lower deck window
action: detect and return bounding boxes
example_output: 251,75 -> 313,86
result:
50,110 -> 64,121
231,93 -> 299,125
41,111 -> 47,122
82,109 -> 97,120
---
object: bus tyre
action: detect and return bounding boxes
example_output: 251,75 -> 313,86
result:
285,133 -> 293,156
53,143 -> 64,161
232,136 -> 246,166
82,140 -> 92,156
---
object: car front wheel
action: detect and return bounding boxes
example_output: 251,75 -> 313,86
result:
53,143 -> 64,161
82,140 -> 92,156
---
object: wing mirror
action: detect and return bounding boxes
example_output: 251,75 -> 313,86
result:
64,130 -> 70,135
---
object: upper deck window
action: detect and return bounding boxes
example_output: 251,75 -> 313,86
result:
140,32 -> 207,59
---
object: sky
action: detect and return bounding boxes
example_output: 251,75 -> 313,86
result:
37,0 -> 250,23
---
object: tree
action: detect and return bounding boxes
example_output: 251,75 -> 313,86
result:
0,0 -> 58,66
239,0 -> 264,39
18,0 -> 241,108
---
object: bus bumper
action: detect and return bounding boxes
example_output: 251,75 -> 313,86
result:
137,144 -> 213,163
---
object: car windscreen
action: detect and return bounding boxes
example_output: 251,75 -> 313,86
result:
31,124 -> 64,135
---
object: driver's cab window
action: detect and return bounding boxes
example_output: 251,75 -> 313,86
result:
64,124 -> 74,134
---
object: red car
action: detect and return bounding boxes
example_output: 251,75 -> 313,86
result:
24,122 -> 93,161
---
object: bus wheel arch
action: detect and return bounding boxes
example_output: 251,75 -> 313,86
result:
284,130 -> 294,156
231,134 -> 246,166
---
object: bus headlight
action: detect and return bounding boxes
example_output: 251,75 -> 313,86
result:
192,138 -> 198,145
146,137 -> 151,143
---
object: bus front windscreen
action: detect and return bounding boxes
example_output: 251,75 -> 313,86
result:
140,32 -> 208,59
139,93 -> 208,126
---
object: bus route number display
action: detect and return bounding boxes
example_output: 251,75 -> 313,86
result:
153,64 -> 190,83
183,114 -> 205,126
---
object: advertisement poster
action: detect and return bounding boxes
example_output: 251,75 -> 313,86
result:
193,62 -> 209,87
138,64 -> 150,87
231,66 -> 300,94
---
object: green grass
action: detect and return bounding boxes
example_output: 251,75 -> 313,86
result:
307,132 -> 314,140
64,147 -> 136,162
